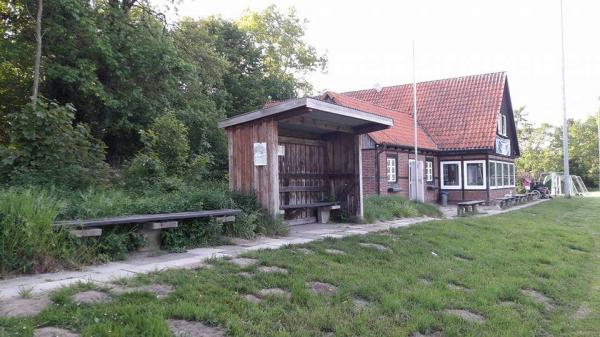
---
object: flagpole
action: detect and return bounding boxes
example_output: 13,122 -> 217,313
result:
560,0 -> 571,197
412,40 -> 420,201
597,103 -> 600,191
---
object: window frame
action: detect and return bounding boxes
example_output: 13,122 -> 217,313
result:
386,156 -> 397,183
425,159 -> 434,183
489,160 -> 516,189
489,160 -> 497,188
463,160 -> 487,190
440,161 -> 462,190
498,114 -> 507,137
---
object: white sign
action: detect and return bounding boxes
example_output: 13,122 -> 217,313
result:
277,145 -> 285,156
253,142 -> 267,166
496,136 -> 511,156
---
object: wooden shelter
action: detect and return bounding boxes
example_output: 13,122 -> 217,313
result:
218,98 -> 393,224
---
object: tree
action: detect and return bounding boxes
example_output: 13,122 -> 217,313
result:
237,5 -> 327,99
31,0 -> 41,104
515,106 -> 600,188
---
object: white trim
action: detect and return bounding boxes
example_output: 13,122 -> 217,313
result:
425,160 -> 433,182
440,161 -> 462,190
386,157 -> 397,182
217,98 -> 394,129
463,160 -> 487,190
489,160 -> 516,189
498,114 -> 507,137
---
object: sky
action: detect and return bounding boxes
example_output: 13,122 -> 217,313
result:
160,0 -> 600,126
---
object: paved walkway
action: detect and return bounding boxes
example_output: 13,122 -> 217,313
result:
0,199 -> 548,300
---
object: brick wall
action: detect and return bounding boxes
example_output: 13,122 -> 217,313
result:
362,149 -> 377,196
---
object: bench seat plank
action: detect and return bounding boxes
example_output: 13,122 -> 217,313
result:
55,209 -> 241,228
457,200 -> 486,206
279,202 -> 338,210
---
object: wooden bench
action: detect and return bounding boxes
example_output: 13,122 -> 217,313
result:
526,191 -> 538,201
513,194 -> 528,204
457,200 -> 486,216
280,202 -> 341,224
495,196 -> 517,209
54,209 -> 241,250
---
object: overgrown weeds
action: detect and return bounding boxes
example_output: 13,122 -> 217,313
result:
363,195 -> 442,223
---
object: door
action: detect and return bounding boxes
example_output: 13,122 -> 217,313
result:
409,159 -> 425,202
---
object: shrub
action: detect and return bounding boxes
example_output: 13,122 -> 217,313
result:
139,113 -> 190,175
125,153 -> 166,189
161,218 -> 226,252
363,195 -> 442,223
0,99 -> 107,187
95,227 -> 146,261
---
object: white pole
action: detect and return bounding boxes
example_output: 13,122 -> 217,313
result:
597,104 -> 600,191
560,0 -> 571,197
412,40 -> 420,202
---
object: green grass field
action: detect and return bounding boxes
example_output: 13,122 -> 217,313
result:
1,197 -> 598,337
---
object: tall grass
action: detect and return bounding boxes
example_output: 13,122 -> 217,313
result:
0,188 -> 76,275
363,195 -> 442,223
0,182 -> 287,276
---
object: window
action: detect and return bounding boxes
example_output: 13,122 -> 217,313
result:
464,160 -> 486,189
425,160 -> 433,182
440,161 -> 461,189
498,114 -> 507,136
489,160 -> 515,189
386,157 -> 397,182
489,161 -> 496,188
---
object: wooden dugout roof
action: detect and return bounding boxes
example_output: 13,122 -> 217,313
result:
217,97 -> 394,133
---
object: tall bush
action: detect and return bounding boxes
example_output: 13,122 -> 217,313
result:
139,113 -> 190,176
0,99 -> 107,187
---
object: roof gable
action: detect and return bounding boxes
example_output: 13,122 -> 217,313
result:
343,72 -> 507,150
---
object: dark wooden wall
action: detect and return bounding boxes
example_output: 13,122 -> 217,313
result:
226,118 -> 279,216
278,137 -> 326,221
227,122 -> 363,221
325,134 -> 362,217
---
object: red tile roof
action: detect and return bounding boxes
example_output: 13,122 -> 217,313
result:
316,91 -> 438,150
343,72 -> 507,150
262,72 -> 507,151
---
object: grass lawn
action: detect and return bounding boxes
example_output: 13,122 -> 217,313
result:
1,197 -> 598,337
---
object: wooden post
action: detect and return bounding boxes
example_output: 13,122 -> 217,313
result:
355,135 -> 364,220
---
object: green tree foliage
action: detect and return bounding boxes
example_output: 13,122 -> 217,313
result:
0,1 -> 326,184
139,113 -> 190,175
0,99 -> 107,186
515,107 -> 600,187
237,5 -> 327,98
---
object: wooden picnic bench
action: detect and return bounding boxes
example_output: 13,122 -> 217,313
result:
280,202 -> 341,224
457,200 -> 486,216
54,209 -> 241,250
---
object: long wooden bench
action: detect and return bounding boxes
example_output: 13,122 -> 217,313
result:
457,200 -> 486,216
280,202 -> 340,224
54,209 -> 241,250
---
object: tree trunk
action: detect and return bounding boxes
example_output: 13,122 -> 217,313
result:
31,0 -> 43,105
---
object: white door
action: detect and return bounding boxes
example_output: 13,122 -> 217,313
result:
409,160 -> 425,202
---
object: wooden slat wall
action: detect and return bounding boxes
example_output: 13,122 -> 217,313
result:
324,134 -> 362,217
278,137 -> 326,220
226,118 -> 279,216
